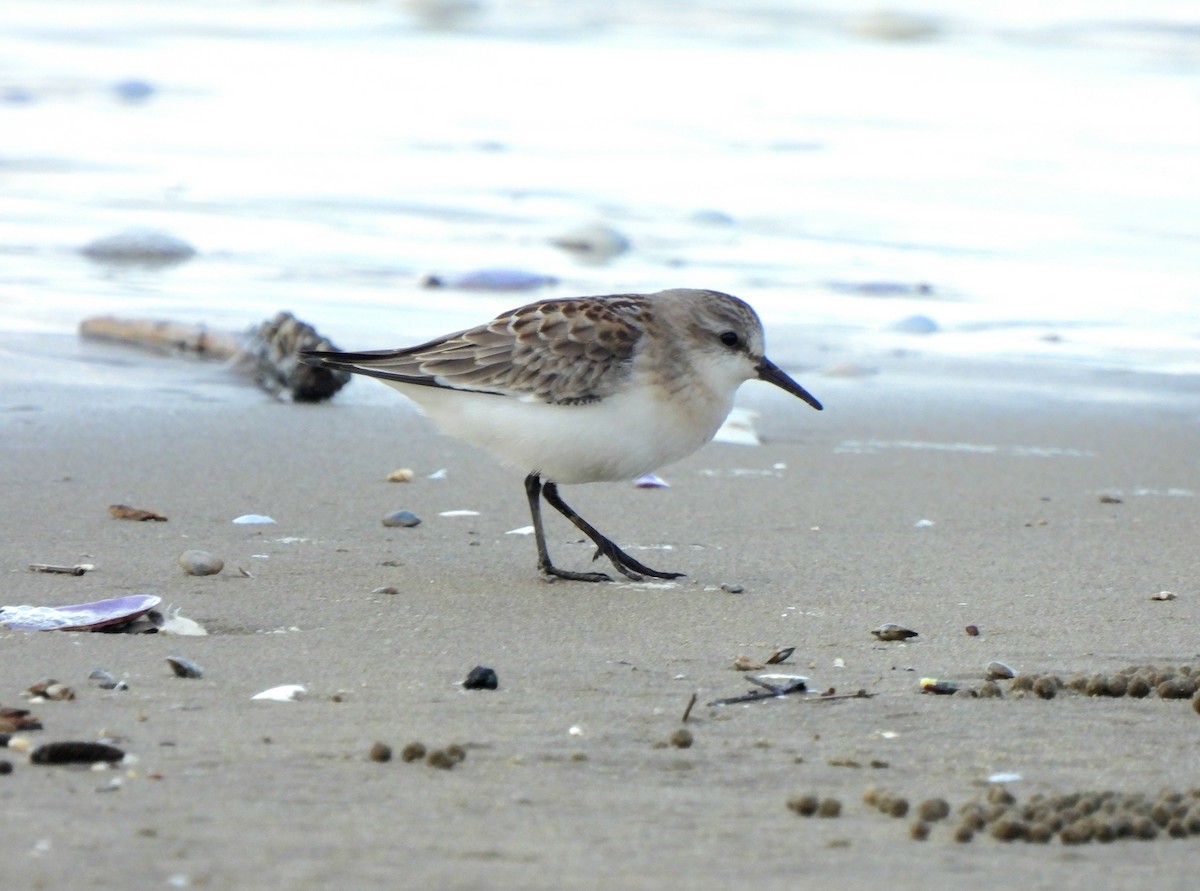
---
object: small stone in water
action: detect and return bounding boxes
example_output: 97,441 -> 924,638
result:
382,510 -> 421,528
80,228 -> 195,266
178,550 -> 223,576
462,666 -> 498,690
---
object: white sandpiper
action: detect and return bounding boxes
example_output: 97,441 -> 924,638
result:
302,288 -> 822,582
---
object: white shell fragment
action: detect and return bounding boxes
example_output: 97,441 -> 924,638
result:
438,510 -> 480,517
633,472 -> 669,488
386,468 -> 415,482
159,607 -> 208,636
251,684 -> 307,702
1150,591 -> 1178,601
505,525 -> 535,536
232,514 -> 276,525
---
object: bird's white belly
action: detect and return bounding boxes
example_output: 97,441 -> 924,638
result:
383,379 -> 734,484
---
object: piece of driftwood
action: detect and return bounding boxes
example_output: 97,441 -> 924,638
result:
79,311 -> 349,402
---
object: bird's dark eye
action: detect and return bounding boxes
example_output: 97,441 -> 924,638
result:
719,331 -> 739,348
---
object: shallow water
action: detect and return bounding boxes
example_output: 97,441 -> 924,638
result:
1,0 -> 1198,403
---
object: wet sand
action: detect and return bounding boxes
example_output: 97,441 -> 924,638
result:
3,334 -> 1200,890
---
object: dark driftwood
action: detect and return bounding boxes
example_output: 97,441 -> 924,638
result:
79,311 -> 349,402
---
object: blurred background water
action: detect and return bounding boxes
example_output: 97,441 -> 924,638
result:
1,0 -> 1198,404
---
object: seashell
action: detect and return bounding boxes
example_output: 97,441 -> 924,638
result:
30,741 -> 125,765
381,510 -> 421,528
633,472 -> 669,488
438,510 -> 480,517
765,647 -> 796,665
386,468 -> 415,483
370,586 -> 399,596
178,550 -> 223,576
0,594 -> 161,631
462,666 -> 498,690
889,314 -> 939,335
251,684 -> 307,702
165,657 -> 203,679
872,623 -> 918,642
232,514 -> 276,525
986,661 -> 1016,680
720,583 -> 744,594
1150,591 -> 1178,601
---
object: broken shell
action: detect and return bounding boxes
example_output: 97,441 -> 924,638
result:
732,655 -> 766,671
1150,591 -> 1178,601
251,684 -> 307,702
108,504 -> 168,522
178,550 -> 223,576
986,661 -> 1017,680
872,623 -> 918,642
43,684 -> 75,701
165,657 -> 203,679
920,678 -> 957,695
765,647 -> 796,665
382,510 -> 421,528
386,468 -> 415,482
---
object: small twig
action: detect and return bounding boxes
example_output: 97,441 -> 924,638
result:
681,692 -> 698,723
28,563 -> 92,576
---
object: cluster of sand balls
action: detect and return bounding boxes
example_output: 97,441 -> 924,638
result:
972,664 -> 1200,711
862,785 -> 1200,844
368,740 -> 467,770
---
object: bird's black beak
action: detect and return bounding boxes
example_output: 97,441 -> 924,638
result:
756,358 -> 823,411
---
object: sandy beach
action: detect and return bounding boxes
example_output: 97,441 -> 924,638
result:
2,332 -> 1198,890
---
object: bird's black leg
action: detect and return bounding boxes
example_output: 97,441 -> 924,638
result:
542,481 -> 685,581
525,473 -> 612,582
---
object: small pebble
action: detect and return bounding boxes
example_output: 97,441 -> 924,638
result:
0,760 -> 12,775
178,550 -> 223,576
382,510 -> 421,528
368,742 -> 392,763
885,797 -> 909,818
965,624 -> 980,637
720,583 -> 744,594
165,657 -> 203,679
669,729 -> 693,749
81,228 -> 195,265
31,741 -> 125,765
462,666 -> 498,690
400,742 -> 426,763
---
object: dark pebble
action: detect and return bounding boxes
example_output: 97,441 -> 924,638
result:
31,741 -> 125,765
463,666 -> 498,690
